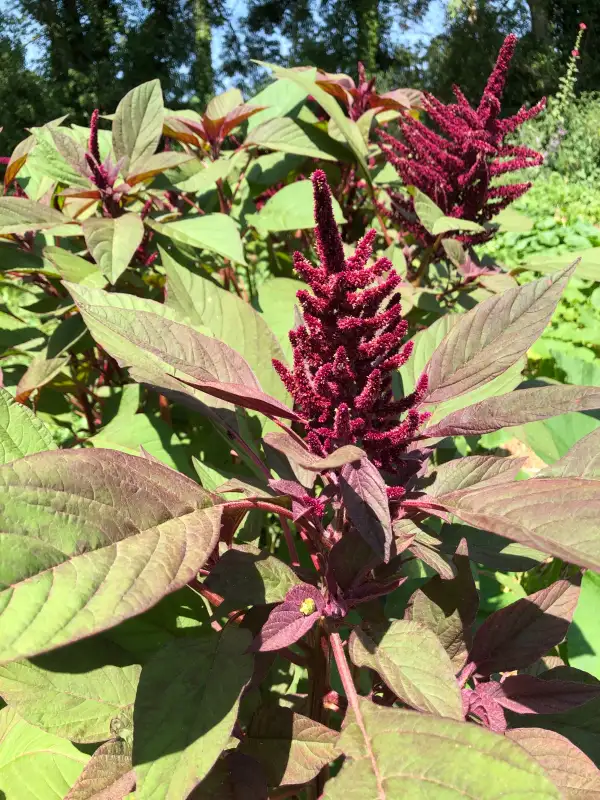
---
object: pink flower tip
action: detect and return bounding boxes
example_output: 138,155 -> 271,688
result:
572,49 -> 580,57
580,22 -> 587,30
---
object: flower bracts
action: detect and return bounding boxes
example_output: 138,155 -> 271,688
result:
380,35 -> 546,247
273,170 -> 429,473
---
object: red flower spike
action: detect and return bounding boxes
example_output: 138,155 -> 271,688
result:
274,170 -> 428,472
380,34 -> 545,249
88,109 -> 101,165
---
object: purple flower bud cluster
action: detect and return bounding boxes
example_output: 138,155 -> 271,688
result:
380,35 -> 545,248
273,170 -> 430,473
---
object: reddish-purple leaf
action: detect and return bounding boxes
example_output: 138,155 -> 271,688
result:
507,728 -> 600,799
178,376 -> 299,420
481,674 -> 600,715
434,477 -> 600,572
263,431 -> 364,471
468,578 -> 580,675
422,385 -> 600,437
424,455 -> 526,496
538,428 -> 600,480
423,265 -> 574,404
65,739 -> 134,800
462,686 -> 507,733
340,458 -> 392,563
252,584 -> 324,652
411,538 -> 479,668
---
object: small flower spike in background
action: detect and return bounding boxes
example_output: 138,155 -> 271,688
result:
380,34 -> 546,249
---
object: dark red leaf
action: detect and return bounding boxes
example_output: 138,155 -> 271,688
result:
468,578 -> 581,675
482,674 -> 600,715
252,584 -> 324,652
340,458 -> 392,563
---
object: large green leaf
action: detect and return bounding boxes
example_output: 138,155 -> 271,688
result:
258,277 -> 304,362
0,647 -> 140,742
436,477 -> 600,572
90,412 -> 194,476
247,179 -> 345,232
161,246 -> 287,403
112,79 -> 164,174
524,248 -> 600,282
82,214 -> 145,284
245,117 -> 350,162
322,701 -> 560,799
65,283 -> 296,424
257,63 -> 370,179
28,127 -> 91,188
204,544 -> 301,608
44,246 -> 106,288
512,412 -> 600,466
0,706 -> 89,799
424,265 -> 575,403
133,626 -> 253,799
413,188 -> 484,236
349,621 -> 463,719
152,213 -> 246,265
568,570 -> 600,680
423,385 -> 600,437
247,77 -> 308,130
494,208 -> 534,233
0,388 -> 55,465
0,197 -> 67,235
0,449 -> 220,663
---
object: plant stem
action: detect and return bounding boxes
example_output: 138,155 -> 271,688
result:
279,515 -> 301,567
330,631 -> 385,799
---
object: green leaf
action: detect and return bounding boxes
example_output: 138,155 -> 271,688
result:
0,197 -> 67,235
411,187 -> 443,233
349,621 -> 464,719
258,277 -> 303,362
0,388 -> 55,465
425,455 -> 525,496
166,157 -> 231,193
90,412 -> 194,476
247,78 -> 308,131
0,449 -> 220,663
424,265 -> 575,403
112,79 -> 164,175
423,385 -> 600,438
204,544 -> 301,608
0,648 -> 140,742
245,117 -> 350,162
247,179 -> 345,232
133,626 -> 253,799
28,128 -> 91,188
65,739 -> 135,800
152,213 -> 246,265
523,248 -> 600,282
161,247 -> 287,404
0,706 -> 89,799
568,570 -> 600,680
241,707 -> 339,786
436,477 -> 600,572
322,701 -> 560,799
205,88 -> 244,120
44,246 -> 106,288
15,355 -> 69,402
494,208 -> 534,233
513,412 -> 600,465
64,284 -> 296,424
82,214 -> 145,284
538,429 -> 600,479
257,63 -> 370,179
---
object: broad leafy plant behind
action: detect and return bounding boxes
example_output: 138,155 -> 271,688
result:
1,171 -> 600,799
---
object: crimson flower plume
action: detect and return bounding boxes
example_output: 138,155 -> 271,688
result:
273,170 -> 429,474
380,34 -> 545,248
